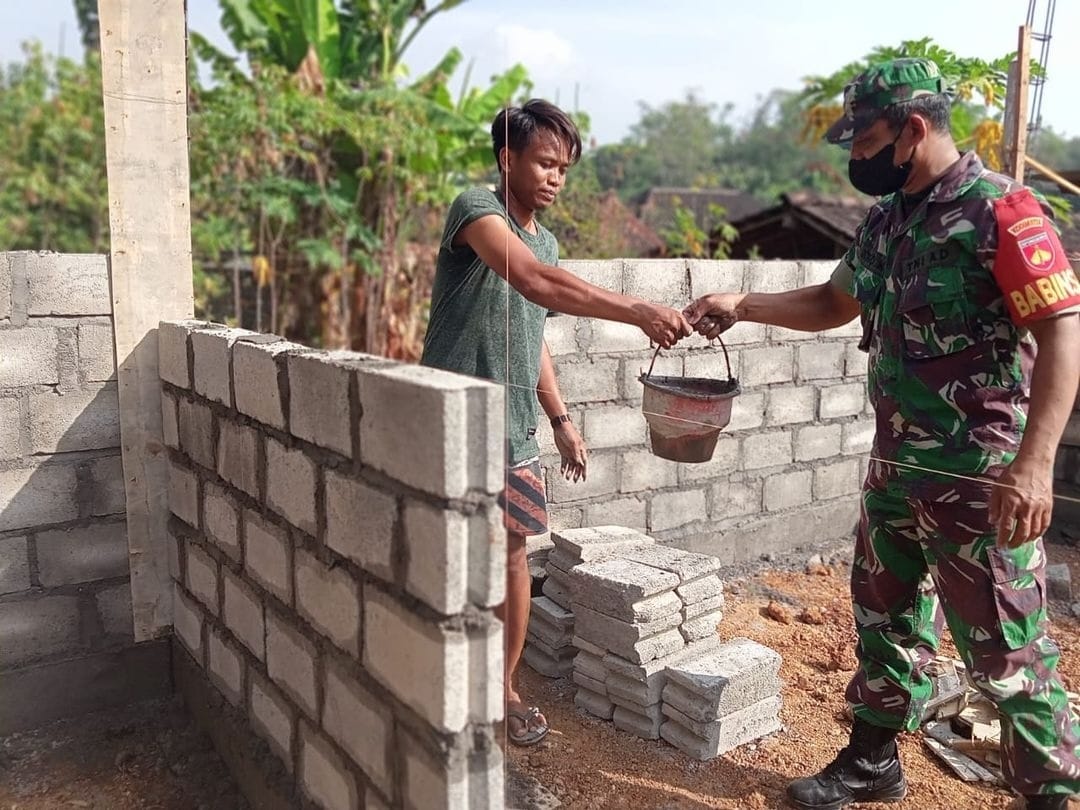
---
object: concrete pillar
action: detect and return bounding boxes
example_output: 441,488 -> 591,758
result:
97,0 -> 194,639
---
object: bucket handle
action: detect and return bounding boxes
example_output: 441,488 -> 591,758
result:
644,336 -> 734,382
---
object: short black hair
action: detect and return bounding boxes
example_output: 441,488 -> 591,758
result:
883,94 -> 953,135
491,99 -> 582,168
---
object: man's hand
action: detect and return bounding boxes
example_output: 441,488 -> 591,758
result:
633,303 -> 692,348
553,422 -> 587,482
683,293 -> 747,340
989,457 -> 1055,547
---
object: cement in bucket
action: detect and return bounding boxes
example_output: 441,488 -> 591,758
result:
638,341 -> 740,463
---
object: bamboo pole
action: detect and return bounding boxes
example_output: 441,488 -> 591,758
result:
1006,25 -> 1032,182
1024,154 -> 1080,196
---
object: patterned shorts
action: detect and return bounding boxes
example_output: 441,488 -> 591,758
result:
498,459 -> 548,537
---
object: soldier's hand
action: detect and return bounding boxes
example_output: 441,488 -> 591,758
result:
683,293 -> 745,341
634,303 -> 692,349
990,457 -> 1054,547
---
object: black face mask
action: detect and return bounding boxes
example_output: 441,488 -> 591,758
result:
848,129 -> 913,197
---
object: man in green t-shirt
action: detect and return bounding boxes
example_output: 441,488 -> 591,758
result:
422,99 -> 691,746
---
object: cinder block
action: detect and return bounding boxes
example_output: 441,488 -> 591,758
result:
543,314 -> 581,357
203,482 -> 241,562
587,319 -> 651,354
552,358 -> 620,404
0,327 -> 59,388
178,397 -> 215,470
35,521 -> 130,587
158,320 -> 198,389
746,261 -> 799,294
233,337 -> 297,430
684,348 -> 740,381
582,404 -> 647,449
0,254 -> 11,320
0,536 -> 30,595
266,438 -> 317,536
660,695 -> 783,760
801,260 -> 838,287
711,479 -> 763,520
765,386 -> 816,427
288,351 -> 356,457
96,581 -> 133,639
223,569 -> 265,660
249,671 -> 295,771
574,686 -> 615,719
677,436 -> 740,483
323,656 -> 393,794
561,259 -> 623,292
296,548 -> 361,656
619,448 -> 678,493
244,510 -> 292,605
403,499 -> 504,614
24,253 -> 108,315
764,470 -> 813,512
78,323 -> 116,382
0,594 -> 81,666
0,465 -> 79,531
161,390 -> 179,449
844,342 -> 867,377
364,589 -> 475,733
84,454 -> 126,517
186,541 -> 219,617
401,731 -> 504,810
267,610 -> 319,718
325,471 -> 397,583
742,431 -> 793,470
820,382 -> 866,419
842,419 -> 876,455
167,461 -> 199,527
193,326 -> 255,407
650,489 -> 708,532
547,450 -> 619,501
795,424 -> 843,461
623,259 -> 688,307
621,352 -> 682,402
173,583 -> 203,661
28,385 -> 120,453
0,397 -> 20,460
216,419 -> 259,498
548,505 -> 583,532
687,260 -> 744,300
797,343 -> 845,381
665,638 -> 783,715
300,724 -> 360,810
584,497 -> 647,531
207,625 -> 245,706
814,459 -> 863,500
739,346 -> 794,387
719,320 -> 768,346
728,391 -> 766,432
358,364 -> 503,499
768,324 -> 820,343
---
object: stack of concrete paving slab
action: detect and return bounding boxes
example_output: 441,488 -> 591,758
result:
526,526 -> 654,678
660,637 -> 783,760
571,544 -> 728,739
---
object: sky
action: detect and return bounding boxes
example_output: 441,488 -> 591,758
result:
1,0 -> 1077,146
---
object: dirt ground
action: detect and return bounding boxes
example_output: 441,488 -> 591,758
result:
0,696 -> 248,810
508,542 -> 1080,810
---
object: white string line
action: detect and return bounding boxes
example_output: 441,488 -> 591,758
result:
499,378 -> 1080,505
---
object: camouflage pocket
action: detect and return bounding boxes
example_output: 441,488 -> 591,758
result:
987,543 -> 1045,650
897,268 -> 974,359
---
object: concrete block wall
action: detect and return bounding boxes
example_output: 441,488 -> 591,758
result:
160,320 -> 505,810
0,253 -> 154,729
544,260 -> 870,562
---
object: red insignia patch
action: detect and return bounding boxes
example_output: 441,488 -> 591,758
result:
1018,231 -> 1056,272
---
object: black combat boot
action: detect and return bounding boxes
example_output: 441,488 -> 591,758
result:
1024,796 -> 1070,809
786,718 -> 907,809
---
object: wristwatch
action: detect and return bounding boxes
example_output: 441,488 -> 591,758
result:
550,413 -> 572,428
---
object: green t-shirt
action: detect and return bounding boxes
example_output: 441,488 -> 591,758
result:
421,187 -> 558,465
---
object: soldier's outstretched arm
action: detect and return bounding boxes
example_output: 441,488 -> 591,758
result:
990,312 -> 1080,547
684,282 -> 860,340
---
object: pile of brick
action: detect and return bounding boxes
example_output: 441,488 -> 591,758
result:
525,525 -> 785,760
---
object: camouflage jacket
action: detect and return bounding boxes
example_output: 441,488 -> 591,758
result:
834,152 -> 1075,478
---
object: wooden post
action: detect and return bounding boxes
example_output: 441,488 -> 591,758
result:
1005,25 -> 1032,182
98,0 -> 195,640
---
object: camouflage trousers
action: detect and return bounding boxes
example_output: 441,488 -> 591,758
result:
845,462 -> 1080,795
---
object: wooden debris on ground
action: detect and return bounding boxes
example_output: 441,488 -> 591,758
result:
919,657 -> 1004,784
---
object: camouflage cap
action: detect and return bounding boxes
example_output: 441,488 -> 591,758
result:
824,57 -> 947,145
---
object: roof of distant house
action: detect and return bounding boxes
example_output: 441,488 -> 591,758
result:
638,187 -> 767,234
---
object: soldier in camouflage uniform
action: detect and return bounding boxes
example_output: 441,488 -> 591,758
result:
684,58 -> 1080,809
